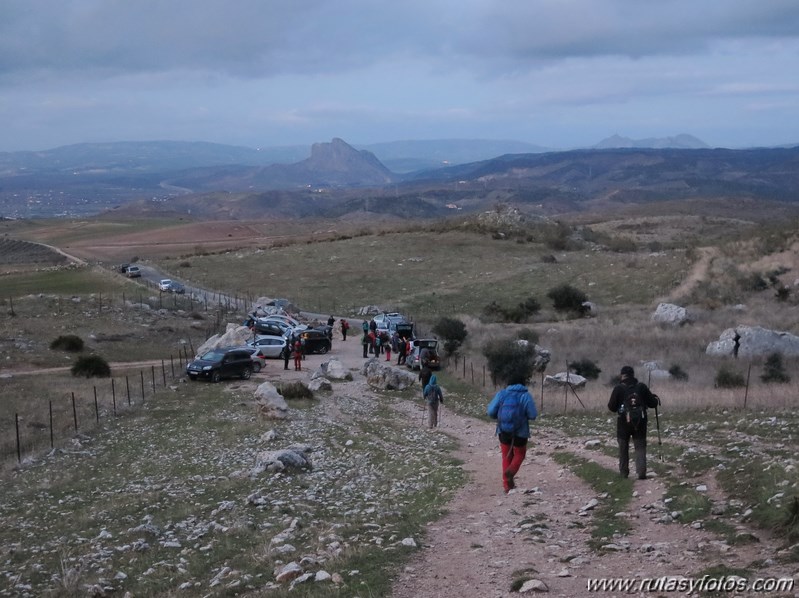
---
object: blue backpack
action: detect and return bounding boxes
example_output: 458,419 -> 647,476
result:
498,392 -> 526,435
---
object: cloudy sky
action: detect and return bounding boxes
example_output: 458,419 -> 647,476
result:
1,0 -> 798,152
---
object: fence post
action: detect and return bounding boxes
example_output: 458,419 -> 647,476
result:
161,360 -> 166,386
71,392 -> 78,431
743,362 -> 752,409
540,371 -> 545,414
151,365 -> 156,394
15,413 -> 21,463
49,401 -> 54,448
113,379 -> 118,416
94,386 -> 99,423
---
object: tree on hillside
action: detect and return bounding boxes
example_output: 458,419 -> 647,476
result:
432,317 -> 468,356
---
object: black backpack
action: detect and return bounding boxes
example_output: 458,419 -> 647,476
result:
621,383 -> 646,431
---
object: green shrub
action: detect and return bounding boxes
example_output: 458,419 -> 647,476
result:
483,339 -> 540,386
547,284 -> 588,313
516,328 -> 540,344
278,381 -> 314,399
71,355 -> 111,378
483,296 -> 541,323
668,364 -> 689,381
761,353 -> 790,384
50,334 -> 84,352
569,358 -> 601,380
431,317 -> 468,356
715,365 -> 745,388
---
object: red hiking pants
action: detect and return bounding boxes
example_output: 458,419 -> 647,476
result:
500,441 -> 527,492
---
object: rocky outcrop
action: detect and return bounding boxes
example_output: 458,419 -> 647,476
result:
315,359 -> 352,381
544,372 -> 587,388
652,303 -> 690,326
361,358 -> 418,390
255,382 -> 289,419
195,324 -> 253,356
706,325 -> 799,358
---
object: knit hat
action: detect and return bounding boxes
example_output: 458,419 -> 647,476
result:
620,365 -> 634,377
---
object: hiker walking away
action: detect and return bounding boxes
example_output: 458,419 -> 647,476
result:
419,365 -> 433,397
487,375 -> 538,493
341,318 -> 349,341
424,374 -> 444,429
608,365 -> 660,480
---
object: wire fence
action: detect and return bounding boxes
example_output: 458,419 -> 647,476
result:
4,348 -> 196,466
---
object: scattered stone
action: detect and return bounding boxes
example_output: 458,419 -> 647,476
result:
519,578 -> 549,593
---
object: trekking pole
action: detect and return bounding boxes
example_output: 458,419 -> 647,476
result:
654,401 -> 663,462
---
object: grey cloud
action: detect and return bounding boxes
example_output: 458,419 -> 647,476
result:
4,0 -> 798,84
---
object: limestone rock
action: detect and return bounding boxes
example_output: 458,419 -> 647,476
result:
361,359 -> 417,390
652,303 -> 690,326
254,382 -> 289,419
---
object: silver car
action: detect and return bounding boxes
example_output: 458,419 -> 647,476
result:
247,335 -> 289,359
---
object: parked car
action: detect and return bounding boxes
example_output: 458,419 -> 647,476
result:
186,347 -> 253,382
406,339 -> 441,370
258,318 -> 306,336
246,335 -> 289,359
249,320 -> 286,337
158,279 -> 173,292
298,328 -> 332,354
237,346 -> 266,373
125,265 -> 141,278
117,263 -> 130,273
168,281 -> 186,294
394,321 -> 414,340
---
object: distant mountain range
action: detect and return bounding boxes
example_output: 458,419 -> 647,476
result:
1,136 -> 798,219
593,133 -> 709,150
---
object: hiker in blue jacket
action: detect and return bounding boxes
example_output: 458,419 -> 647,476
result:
487,378 -> 538,493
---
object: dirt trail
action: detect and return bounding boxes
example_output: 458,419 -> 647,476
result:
6,319 -> 795,596
296,325 -> 795,597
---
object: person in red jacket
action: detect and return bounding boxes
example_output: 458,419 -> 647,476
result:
293,339 -> 303,371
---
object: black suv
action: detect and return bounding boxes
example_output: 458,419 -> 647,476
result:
186,347 -> 253,382
298,328 -> 332,354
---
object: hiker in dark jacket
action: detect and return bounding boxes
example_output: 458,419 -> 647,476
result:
487,377 -> 538,493
608,365 -> 659,480
423,374 -> 444,429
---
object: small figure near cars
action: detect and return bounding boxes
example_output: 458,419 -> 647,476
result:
340,318 -> 349,340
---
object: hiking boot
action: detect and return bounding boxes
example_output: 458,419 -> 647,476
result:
504,469 -> 515,490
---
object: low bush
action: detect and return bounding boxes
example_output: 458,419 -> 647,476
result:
715,365 -> 745,388
50,334 -> 84,352
761,353 -> 790,384
569,358 -> 601,380
278,381 -> 314,399
516,328 -> 540,344
547,284 -> 588,314
668,364 -> 689,381
71,355 -> 111,378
